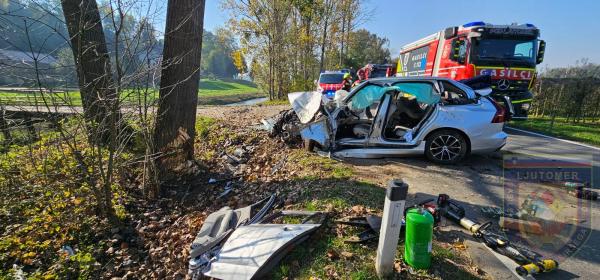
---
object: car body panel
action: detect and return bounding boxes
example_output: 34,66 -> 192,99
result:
288,91 -> 323,124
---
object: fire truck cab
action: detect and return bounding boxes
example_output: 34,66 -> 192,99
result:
396,21 -> 546,119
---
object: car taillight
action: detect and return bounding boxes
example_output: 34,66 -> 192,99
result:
491,99 -> 506,123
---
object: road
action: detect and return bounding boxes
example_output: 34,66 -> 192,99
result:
502,128 -> 600,279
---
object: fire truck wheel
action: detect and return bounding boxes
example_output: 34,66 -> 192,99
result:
425,129 -> 468,164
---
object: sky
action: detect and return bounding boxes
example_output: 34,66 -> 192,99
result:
196,0 -> 600,68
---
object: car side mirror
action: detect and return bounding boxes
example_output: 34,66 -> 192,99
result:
536,40 -> 545,64
502,95 -> 515,120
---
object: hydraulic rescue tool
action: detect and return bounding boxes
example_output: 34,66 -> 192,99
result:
433,194 -> 558,276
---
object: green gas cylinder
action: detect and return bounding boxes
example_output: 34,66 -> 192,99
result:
404,207 -> 434,269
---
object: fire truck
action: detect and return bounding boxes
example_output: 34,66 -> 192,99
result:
396,21 -> 546,118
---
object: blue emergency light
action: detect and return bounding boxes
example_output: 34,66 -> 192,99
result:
463,21 -> 486,27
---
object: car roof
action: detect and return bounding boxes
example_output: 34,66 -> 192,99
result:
367,76 -> 456,84
364,76 -> 476,99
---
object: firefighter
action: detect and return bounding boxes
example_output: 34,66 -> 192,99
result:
353,70 -> 366,88
342,73 -> 352,91
353,64 -> 372,87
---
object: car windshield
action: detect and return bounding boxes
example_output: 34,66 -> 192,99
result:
473,39 -> 537,64
319,73 -> 344,84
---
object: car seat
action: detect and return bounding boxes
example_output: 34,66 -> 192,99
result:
352,123 -> 371,138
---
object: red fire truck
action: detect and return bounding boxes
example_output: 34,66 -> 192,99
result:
396,22 -> 546,118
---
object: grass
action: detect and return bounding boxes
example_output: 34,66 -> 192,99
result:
509,116 -> 600,146
261,99 -> 289,106
195,116 -> 217,139
274,178 -> 385,279
0,78 -> 263,106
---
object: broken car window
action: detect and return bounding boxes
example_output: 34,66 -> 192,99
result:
440,81 -> 471,105
389,82 -> 439,105
348,84 -> 384,111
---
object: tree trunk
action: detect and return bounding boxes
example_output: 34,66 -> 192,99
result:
153,0 -> 205,178
303,17 -> 311,90
61,0 -> 117,144
319,0 -> 332,73
339,3 -> 346,67
319,18 -> 328,73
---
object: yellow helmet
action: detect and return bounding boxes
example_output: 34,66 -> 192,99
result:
343,73 -> 351,79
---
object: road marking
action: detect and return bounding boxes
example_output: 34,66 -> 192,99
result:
506,126 -> 600,152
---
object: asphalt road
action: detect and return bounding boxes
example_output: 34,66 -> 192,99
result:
499,127 -> 600,280
504,127 -> 600,188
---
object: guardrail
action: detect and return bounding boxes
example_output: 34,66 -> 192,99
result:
0,95 -> 72,106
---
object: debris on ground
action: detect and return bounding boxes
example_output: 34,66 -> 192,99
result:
188,194 -> 326,280
337,215 -> 383,243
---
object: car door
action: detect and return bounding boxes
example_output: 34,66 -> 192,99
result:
367,81 -> 440,147
335,83 -> 385,147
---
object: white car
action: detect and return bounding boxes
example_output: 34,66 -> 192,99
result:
289,76 -> 513,164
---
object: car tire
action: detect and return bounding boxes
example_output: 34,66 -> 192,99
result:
304,139 -> 316,152
425,130 -> 468,164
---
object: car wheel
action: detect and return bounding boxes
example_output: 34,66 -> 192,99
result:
425,130 -> 468,164
304,139 -> 316,152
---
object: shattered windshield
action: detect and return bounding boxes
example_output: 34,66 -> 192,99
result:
472,38 -> 537,65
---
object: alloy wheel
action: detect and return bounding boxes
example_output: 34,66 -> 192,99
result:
429,134 -> 462,162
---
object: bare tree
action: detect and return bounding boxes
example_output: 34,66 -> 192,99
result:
153,0 -> 205,178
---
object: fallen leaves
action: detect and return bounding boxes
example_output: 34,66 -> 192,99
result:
452,241 -> 467,251
340,251 -> 354,259
327,249 -> 340,260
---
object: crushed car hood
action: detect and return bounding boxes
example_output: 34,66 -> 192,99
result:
288,91 -> 322,124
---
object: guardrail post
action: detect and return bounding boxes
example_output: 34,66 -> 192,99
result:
0,109 -> 12,146
375,179 -> 409,278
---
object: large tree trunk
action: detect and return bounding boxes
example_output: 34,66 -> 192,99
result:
61,0 -> 117,144
153,0 -> 205,177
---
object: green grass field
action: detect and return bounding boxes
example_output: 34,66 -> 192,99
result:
0,78 -> 262,106
510,116 -> 600,146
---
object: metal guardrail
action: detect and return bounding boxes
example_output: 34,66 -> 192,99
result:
0,95 -> 71,106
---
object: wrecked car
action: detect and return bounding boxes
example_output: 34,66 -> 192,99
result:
286,76 -> 512,164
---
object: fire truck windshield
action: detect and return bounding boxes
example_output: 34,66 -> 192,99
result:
471,38 -> 537,66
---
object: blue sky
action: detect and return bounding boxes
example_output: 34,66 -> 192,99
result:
199,0 -> 599,68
